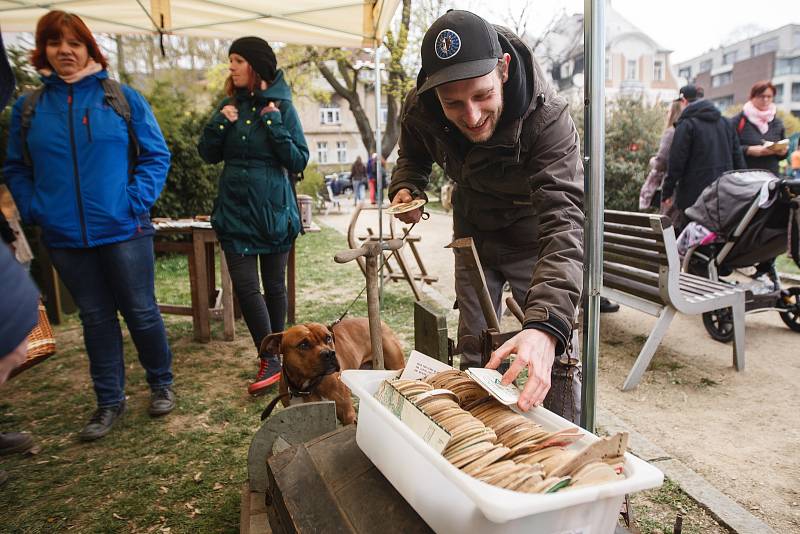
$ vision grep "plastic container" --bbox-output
[342,369,664,534]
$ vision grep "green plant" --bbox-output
[296,161,324,198]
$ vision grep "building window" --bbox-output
[794,31,800,49]
[317,141,328,163]
[776,57,800,76]
[605,56,612,80]
[699,59,712,73]
[336,141,347,163]
[653,60,664,81]
[319,106,340,125]
[380,106,388,125]
[711,72,732,88]
[678,66,692,80]
[751,38,778,57]
[560,61,573,80]
[792,83,800,102]
[722,51,738,65]
[711,95,734,110]
[625,59,637,80]
[775,84,784,104]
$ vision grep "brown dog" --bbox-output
[260,318,405,424]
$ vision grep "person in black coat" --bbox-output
[662,85,746,226]
[731,80,787,175]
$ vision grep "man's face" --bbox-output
[435,56,509,143]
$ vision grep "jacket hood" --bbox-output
[256,69,292,102]
[678,99,721,123]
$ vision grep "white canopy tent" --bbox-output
[2,0,605,432]
[0,0,401,47]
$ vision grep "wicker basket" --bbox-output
[10,301,56,379]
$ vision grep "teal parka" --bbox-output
[198,70,309,255]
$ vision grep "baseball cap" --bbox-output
[418,10,503,93]
[676,84,699,102]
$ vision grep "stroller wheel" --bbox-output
[779,287,800,333]
[702,308,735,343]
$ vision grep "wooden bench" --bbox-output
[601,210,746,391]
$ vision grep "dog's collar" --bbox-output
[260,366,337,421]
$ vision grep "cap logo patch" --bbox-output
[435,29,461,60]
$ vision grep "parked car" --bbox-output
[324,172,353,195]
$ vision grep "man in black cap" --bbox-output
[662,84,745,226]
[389,10,584,417]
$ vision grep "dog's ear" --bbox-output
[260,332,283,357]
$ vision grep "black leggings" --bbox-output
[225,251,289,351]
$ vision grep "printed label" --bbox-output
[465,367,522,405]
[375,380,451,453]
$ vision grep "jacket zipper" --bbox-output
[68,86,89,246]
[83,109,92,142]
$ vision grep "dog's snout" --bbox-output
[321,349,336,362]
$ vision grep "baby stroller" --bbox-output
[680,170,800,341]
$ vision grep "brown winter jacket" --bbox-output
[389,26,584,352]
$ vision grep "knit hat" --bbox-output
[229,37,277,83]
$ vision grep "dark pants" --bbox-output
[224,251,289,350]
[49,236,173,408]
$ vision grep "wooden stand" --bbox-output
[154,224,234,342]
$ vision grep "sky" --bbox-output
[465,0,799,63]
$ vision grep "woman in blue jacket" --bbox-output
[3,11,175,441]
[198,37,309,395]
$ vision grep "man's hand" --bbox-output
[661,196,673,209]
[391,188,422,224]
[0,338,28,385]
[486,329,556,411]
[748,144,771,157]
[221,105,238,123]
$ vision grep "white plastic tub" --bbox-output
[342,369,663,534]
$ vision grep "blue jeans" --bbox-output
[354,181,366,203]
[49,236,173,407]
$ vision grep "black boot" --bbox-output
[0,432,34,455]
[78,401,126,442]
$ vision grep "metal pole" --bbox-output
[580,0,605,433]
[374,46,385,299]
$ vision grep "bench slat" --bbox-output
[604,222,666,242]
[604,233,667,253]
[604,253,661,274]
[604,263,660,288]
[604,272,664,305]
[605,210,672,230]
[605,242,667,267]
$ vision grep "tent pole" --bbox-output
[580,0,605,433]
[374,46,384,299]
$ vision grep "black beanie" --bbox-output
[229,37,277,83]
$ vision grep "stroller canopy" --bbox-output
[686,170,778,237]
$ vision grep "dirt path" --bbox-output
[319,206,800,533]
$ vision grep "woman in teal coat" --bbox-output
[198,37,309,394]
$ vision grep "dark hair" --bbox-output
[31,10,108,70]
[224,64,264,99]
[750,80,776,99]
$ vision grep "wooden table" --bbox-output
[154,221,234,342]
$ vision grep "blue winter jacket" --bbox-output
[3,70,171,248]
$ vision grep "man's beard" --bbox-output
[456,85,504,144]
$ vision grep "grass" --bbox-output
[776,253,800,275]
[0,223,726,533]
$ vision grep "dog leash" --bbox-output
[260,368,336,421]
[331,206,430,328]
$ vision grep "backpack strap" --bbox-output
[100,78,140,180]
[20,86,46,167]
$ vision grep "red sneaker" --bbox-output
[248,356,281,396]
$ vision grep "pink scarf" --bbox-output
[742,100,775,135]
[39,59,103,85]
